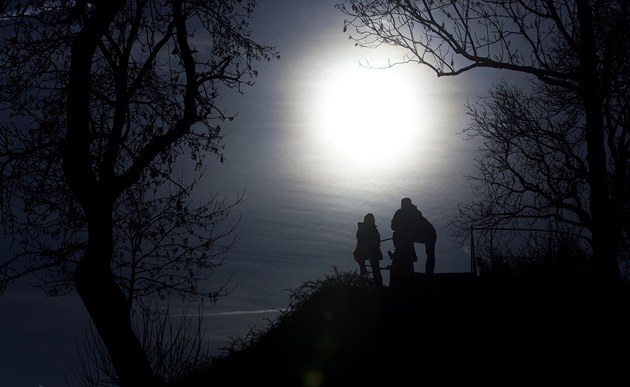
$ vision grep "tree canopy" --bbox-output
[337,0,630,281]
[0,1,278,385]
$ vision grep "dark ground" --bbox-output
[172,271,630,386]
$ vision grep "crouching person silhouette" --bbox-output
[390,198,437,277]
[353,213,384,288]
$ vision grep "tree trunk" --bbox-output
[576,0,621,283]
[75,202,161,387]
[63,2,160,384]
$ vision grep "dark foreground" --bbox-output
[172,272,630,386]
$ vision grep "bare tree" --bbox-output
[76,300,211,386]
[0,1,278,386]
[112,177,243,308]
[454,81,597,271]
[336,0,630,282]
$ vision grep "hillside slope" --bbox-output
[173,271,630,386]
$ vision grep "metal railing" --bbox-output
[469,226,589,276]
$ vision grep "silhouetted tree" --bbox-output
[77,300,210,386]
[336,0,629,282]
[0,1,278,386]
[453,81,601,271]
[112,178,242,309]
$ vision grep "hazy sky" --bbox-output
[0,1,513,386]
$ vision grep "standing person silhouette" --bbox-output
[353,213,384,288]
[391,197,437,275]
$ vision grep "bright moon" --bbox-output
[313,64,425,168]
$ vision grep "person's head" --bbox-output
[401,197,413,209]
[363,213,375,226]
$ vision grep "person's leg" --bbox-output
[409,240,418,263]
[409,241,418,278]
[425,238,436,274]
[357,258,368,276]
[390,256,412,288]
[370,257,383,288]
[391,233,414,287]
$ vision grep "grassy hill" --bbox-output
[172,269,630,386]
